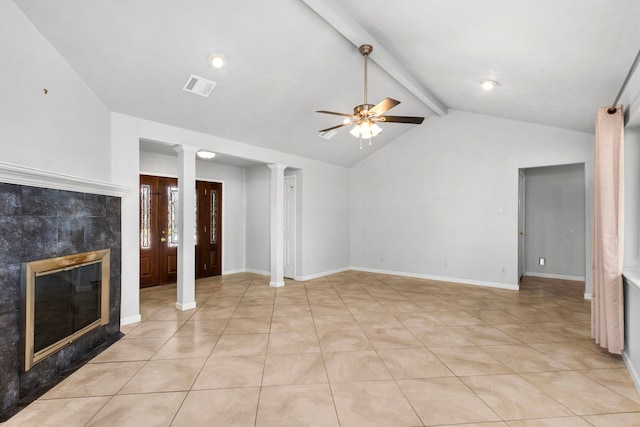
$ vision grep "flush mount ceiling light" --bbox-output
[209,53,225,69]
[481,79,499,90]
[196,150,216,159]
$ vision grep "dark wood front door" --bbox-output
[139,175,178,287]
[196,181,222,278]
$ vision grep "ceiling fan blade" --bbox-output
[378,115,425,124]
[319,122,351,132]
[316,110,354,118]
[369,98,401,116]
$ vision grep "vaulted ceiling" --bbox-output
[14,0,640,166]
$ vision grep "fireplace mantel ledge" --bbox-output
[0,161,128,197]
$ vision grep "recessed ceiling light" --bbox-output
[197,150,216,159]
[481,79,499,90]
[209,54,225,69]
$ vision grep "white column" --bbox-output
[174,145,198,310]
[268,163,286,287]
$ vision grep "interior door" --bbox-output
[518,170,526,282]
[195,181,222,278]
[283,175,296,279]
[139,175,178,287]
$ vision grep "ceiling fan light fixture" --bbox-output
[350,121,382,139]
[481,79,498,90]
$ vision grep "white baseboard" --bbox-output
[297,267,350,282]
[623,351,640,396]
[584,293,592,300]
[120,314,141,326]
[222,268,246,275]
[244,268,270,276]
[525,271,586,281]
[350,266,519,291]
[176,301,197,311]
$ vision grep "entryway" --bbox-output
[139,174,222,287]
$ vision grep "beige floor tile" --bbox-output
[122,320,184,339]
[43,361,145,399]
[378,347,454,379]
[212,333,269,356]
[262,352,328,386]
[508,417,593,426]
[174,318,228,336]
[150,334,218,359]
[267,332,321,354]
[90,337,168,363]
[87,392,186,427]
[119,358,206,393]
[192,354,264,389]
[272,303,312,317]
[395,311,446,329]
[429,309,485,326]
[520,371,640,415]
[467,309,530,325]
[453,325,522,345]
[313,314,360,333]
[431,346,511,376]
[413,298,458,311]
[352,312,405,329]
[1,397,110,427]
[398,377,501,425]
[191,306,236,320]
[256,384,339,427]
[580,368,640,404]
[461,374,574,420]
[318,328,373,352]
[413,326,475,348]
[171,388,260,427]
[270,314,316,333]
[144,305,197,321]
[331,380,422,427]
[323,350,392,382]
[310,302,351,316]
[529,342,625,369]
[232,304,274,318]
[224,317,272,334]
[582,412,640,426]
[362,327,423,349]
[481,344,571,373]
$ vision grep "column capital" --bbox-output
[267,163,287,171]
[173,144,200,154]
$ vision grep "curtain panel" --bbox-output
[591,105,624,354]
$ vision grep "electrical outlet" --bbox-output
[539,257,545,266]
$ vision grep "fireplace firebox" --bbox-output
[21,249,110,372]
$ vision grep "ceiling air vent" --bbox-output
[182,74,216,97]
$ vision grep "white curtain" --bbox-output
[591,105,624,354]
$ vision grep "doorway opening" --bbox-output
[139,175,222,287]
[517,164,586,286]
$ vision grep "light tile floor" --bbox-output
[4,272,640,426]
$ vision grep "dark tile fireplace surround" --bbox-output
[0,182,122,415]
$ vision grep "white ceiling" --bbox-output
[13,0,640,167]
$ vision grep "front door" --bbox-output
[195,181,222,278]
[139,175,178,287]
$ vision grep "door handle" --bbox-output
[160,237,167,242]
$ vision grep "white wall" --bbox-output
[245,165,271,274]
[139,150,248,273]
[524,164,586,280]
[0,0,111,180]
[351,109,593,291]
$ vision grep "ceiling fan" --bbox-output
[317,44,424,142]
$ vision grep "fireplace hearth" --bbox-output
[0,180,122,415]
